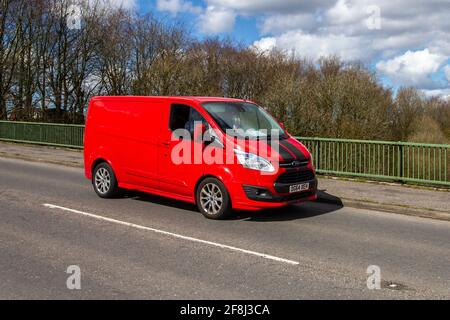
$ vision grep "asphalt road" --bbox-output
[0,157,449,299]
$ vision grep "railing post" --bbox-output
[399,142,404,183]
[316,140,321,171]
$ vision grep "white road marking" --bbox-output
[43,203,299,266]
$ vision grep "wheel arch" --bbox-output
[91,158,113,177]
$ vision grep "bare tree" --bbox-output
[390,87,424,141]
[0,0,25,119]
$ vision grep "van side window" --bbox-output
[169,104,191,132]
[169,104,207,138]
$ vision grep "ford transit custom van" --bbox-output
[84,96,317,219]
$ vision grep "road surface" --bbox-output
[0,157,449,299]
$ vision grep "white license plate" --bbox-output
[289,183,310,193]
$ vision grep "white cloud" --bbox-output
[423,88,450,100]
[207,0,333,14]
[198,6,236,34]
[260,13,318,35]
[253,31,370,61]
[112,0,136,9]
[156,0,202,16]
[326,0,365,25]
[376,49,447,88]
[252,37,276,53]
[95,0,137,10]
[249,0,450,96]
[252,0,450,60]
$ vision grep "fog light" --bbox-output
[243,185,273,200]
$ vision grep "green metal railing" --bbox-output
[0,121,448,186]
[298,137,450,186]
[0,120,84,149]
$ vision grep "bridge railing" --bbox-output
[0,120,84,149]
[0,121,448,186]
[298,137,450,186]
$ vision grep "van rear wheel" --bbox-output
[92,162,119,198]
[196,178,232,220]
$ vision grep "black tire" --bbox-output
[92,162,119,198]
[196,177,232,220]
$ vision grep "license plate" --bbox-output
[289,183,310,193]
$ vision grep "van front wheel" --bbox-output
[196,178,232,220]
[92,162,119,198]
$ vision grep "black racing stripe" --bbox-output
[277,142,296,162]
[280,140,308,161]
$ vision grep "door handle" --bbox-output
[162,141,171,146]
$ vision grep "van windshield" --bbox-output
[202,102,287,140]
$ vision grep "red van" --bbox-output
[84,96,317,219]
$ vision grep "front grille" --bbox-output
[279,160,310,168]
[276,169,315,184]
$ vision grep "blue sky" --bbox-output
[142,0,259,45]
[122,0,450,98]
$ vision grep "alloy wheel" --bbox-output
[199,183,223,215]
[95,167,111,194]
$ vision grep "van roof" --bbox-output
[91,96,252,104]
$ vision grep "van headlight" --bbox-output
[234,150,275,173]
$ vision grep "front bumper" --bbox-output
[222,162,318,210]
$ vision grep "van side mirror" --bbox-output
[279,122,286,130]
[205,135,215,146]
[193,123,207,142]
